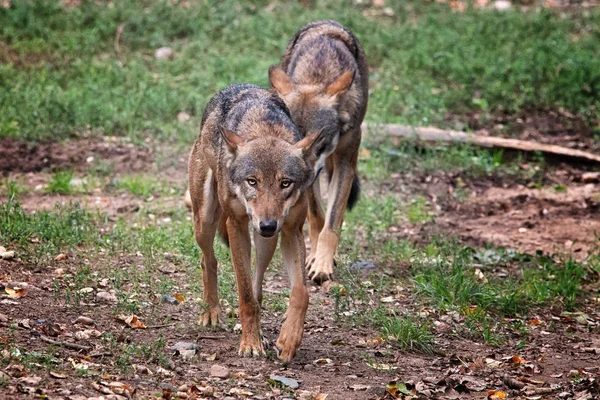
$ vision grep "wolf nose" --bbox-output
[259,220,278,236]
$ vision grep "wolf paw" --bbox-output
[199,307,222,328]
[238,338,266,358]
[275,326,303,365]
[307,257,336,285]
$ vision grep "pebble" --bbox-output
[210,364,230,379]
[269,375,299,389]
[155,47,173,59]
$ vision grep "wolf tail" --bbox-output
[347,174,360,211]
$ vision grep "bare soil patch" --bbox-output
[438,183,600,259]
[0,136,153,175]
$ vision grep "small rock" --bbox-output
[73,316,94,326]
[494,0,511,10]
[177,112,191,122]
[269,375,299,389]
[382,7,394,16]
[210,364,230,379]
[1,251,15,260]
[158,264,176,274]
[349,261,376,272]
[74,331,90,340]
[346,374,358,379]
[0,371,10,382]
[169,342,201,352]
[96,291,117,302]
[233,323,242,333]
[86,156,95,163]
[70,178,85,187]
[161,294,178,304]
[0,314,8,323]
[18,376,42,385]
[155,47,173,59]
[156,367,174,377]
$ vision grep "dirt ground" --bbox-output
[1,135,600,400]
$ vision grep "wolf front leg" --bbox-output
[227,217,265,357]
[190,166,223,327]
[308,130,360,284]
[306,177,325,268]
[276,202,309,364]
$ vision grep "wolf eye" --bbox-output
[247,178,257,186]
[281,179,292,188]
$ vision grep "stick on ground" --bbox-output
[362,123,600,165]
[40,335,92,351]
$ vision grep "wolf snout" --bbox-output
[259,219,278,237]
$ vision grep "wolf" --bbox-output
[188,84,323,363]
[268,20,369,284]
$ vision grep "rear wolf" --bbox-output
[269,20,369,284]
[188,84,323,363]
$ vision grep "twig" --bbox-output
[362,123,600,165]
[197,335,227,340]
[146,323,176,329]
[114,24,125,60]
[40,335,92,351]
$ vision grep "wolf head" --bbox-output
[268,65,355,173]
[222,128,324,238]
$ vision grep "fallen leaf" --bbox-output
[510,355,528,364]
[54,253,68,261]
[488,390,507,399]
[387,381,413,398]
[5,287,25,298]
[73,316,94,325]
[116,314,146,329]
[368,363,397,371]
[50,371,67,379]
[174,293,185,303]
[349,384,370,391]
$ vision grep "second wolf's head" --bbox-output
[268,65,356,174]
[222,126,323,238]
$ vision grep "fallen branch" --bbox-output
[362,123,600,165]
[146,323,176,329]
[197,335,227,340]
[40,335,92,351]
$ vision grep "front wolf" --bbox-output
[188,84,322,363]
[269,20,369,284]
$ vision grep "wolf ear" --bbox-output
[295,128,325,156]
[326,70,355,96]
[221,127,242,151]
[269,65,294,96]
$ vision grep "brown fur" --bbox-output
[188,84,322,363]
[269,20,369,284]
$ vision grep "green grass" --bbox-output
[46,170,74,194]
[1,1,599,142]
[412,242,589,315]
[116,175,162,198]
[380,314,434,354]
